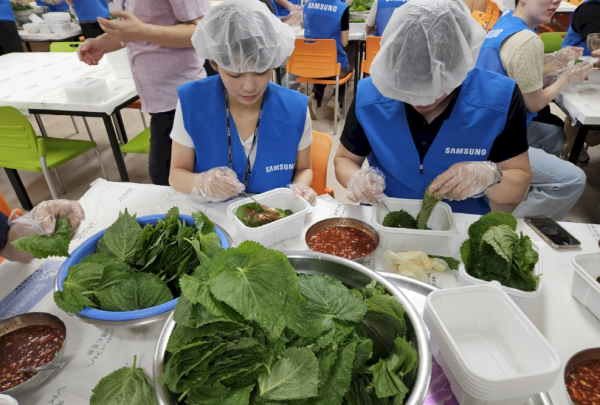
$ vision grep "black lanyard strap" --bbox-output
[224,87,263,189]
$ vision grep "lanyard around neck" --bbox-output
[224,87,264,189]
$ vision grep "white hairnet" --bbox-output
[192,0,296,73]
[370,0,486,106]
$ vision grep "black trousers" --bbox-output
[312,64,353,106]
[149,110,176,186]
[80,21,105,39]
[0,20,23,56]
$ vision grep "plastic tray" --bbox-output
[105,48,133,79]
[571,252,600,321]
[458,243,543,299]
[424,284,560,393]
[371,197,460,255]
[56,214,230,321]
[227,188,310,247]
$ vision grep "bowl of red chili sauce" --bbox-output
[0,313,66,396]
[305,218,380,263]
[565,347,600,405]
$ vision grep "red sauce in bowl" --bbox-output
[566,358,600,405]
[0,325,65,392]
[308,227,376,260]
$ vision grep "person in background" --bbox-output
[274,0,302,17]
[304,0,351,120]
[77,0,208,187]
[0,0,22,55]
[334,0,532,215]
[365,0,408,36]
[65,0,110,39]
[0,200,84,263]
[169,0,317,206]
[562,0,600,56]
[476,0,592,220]
[36,0,69,12]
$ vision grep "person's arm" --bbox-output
[334,143,367,187]
[274,0,301,11]
[292,147,313,186]
[334,98,371,186]
[485,152,531,204]
[169,141,198,194]
[522,77,569,113]
[365,0,377,35]
[341,30,349,48]
[341,7,349,47]
[78,33,125,65]
[97,11,201,48]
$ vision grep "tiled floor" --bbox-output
[1,78,599,224]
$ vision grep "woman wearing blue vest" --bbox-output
[476,0,592,219]
[304,0,351,120]
[65,0,110,39]
[334,0,532,215]
[0,0,22,55]
[36,0,70,13]
[168,0,317,205]
[365,0,408,36]
[562,0,600,56]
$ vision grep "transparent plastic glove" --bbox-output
[9,200,85,237]
[282,9,303,25]
[346,167,386,205]
[288,3,302,12]
[289,183,317,206]
[545,46,584,68]
[429,161,502,201]
[560,62,594,86]
[190,167,245,203]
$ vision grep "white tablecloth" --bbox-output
[0,52,137,115]
[2,179,600,404]
[556,77,600,126]
[18,23,82,41]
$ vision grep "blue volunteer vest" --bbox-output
[36,0,69,12]
[563,0,593,56]
[374,0,407,36]
[356,68,516,215]
[476,16,538,126]
[304,0,349,68]
[177,76,308,194]
[0,0,14,21]
[275,0,301,17]
[72,0,109,21]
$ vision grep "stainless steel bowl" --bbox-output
[304,217,380,264]
[0,312,66,397]
[53,224,233,340]
[563,347,600,405]
[153,250,431,405]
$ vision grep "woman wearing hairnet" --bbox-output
[334,0,532,215]
[168,0,317,206]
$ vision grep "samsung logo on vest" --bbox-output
[307,2,338,11]
[445,148,487,156]
[485,29,503,39]
[265,163,295,173]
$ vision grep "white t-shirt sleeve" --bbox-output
[298,106,313,151]
[169,99,195,148]
[366,0,377,27]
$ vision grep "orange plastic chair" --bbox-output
[487,2,501,31]
[482,0,494,26]
[360,36,382,77]
[471,10,486,29]
[286,39,353,136]
[310,131,334,197]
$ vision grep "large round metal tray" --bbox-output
[153,251,432,405]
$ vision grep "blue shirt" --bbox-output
[0,0,15,21]
[71,0,110,21]
[0,212,9,253]
[36,0,70,12]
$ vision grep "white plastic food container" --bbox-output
[37,22,51,33]
[49,21,70,33]
[227,188,310,247]
[423,283,561,405]
[105,48,133,79]
[458,242,543,299]
[42,12,71,22]
[571,252,600,321]
[64,77,109,104]
[23,23,39,33]
[371,197,459,255]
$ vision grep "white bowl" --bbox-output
[49,21,70,33]
[42,12,70,22]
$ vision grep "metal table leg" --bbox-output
[24,42,32,52]
[4,169,33,210]
[568,125,589,164]
[354,41,361,98]
[102,115,130,182]
[34,114,49,137]
[114,111,129,144]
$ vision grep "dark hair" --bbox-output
[515,0,519,6]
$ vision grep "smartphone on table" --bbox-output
[524,215,581,249]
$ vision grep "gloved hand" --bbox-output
[190,167,245,203]
[288,3,302,11]
[289,183,317,206]
[559,62,594,86]
[346,167,386,205]
[282,9,303,25]
[545,46,584,69]
[9,200,85,237]
[429,161,502,201]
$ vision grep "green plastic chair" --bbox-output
[49,41,96,142]
[540,32,567,53]
[120,127,150,154]
[0,106,108,200]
